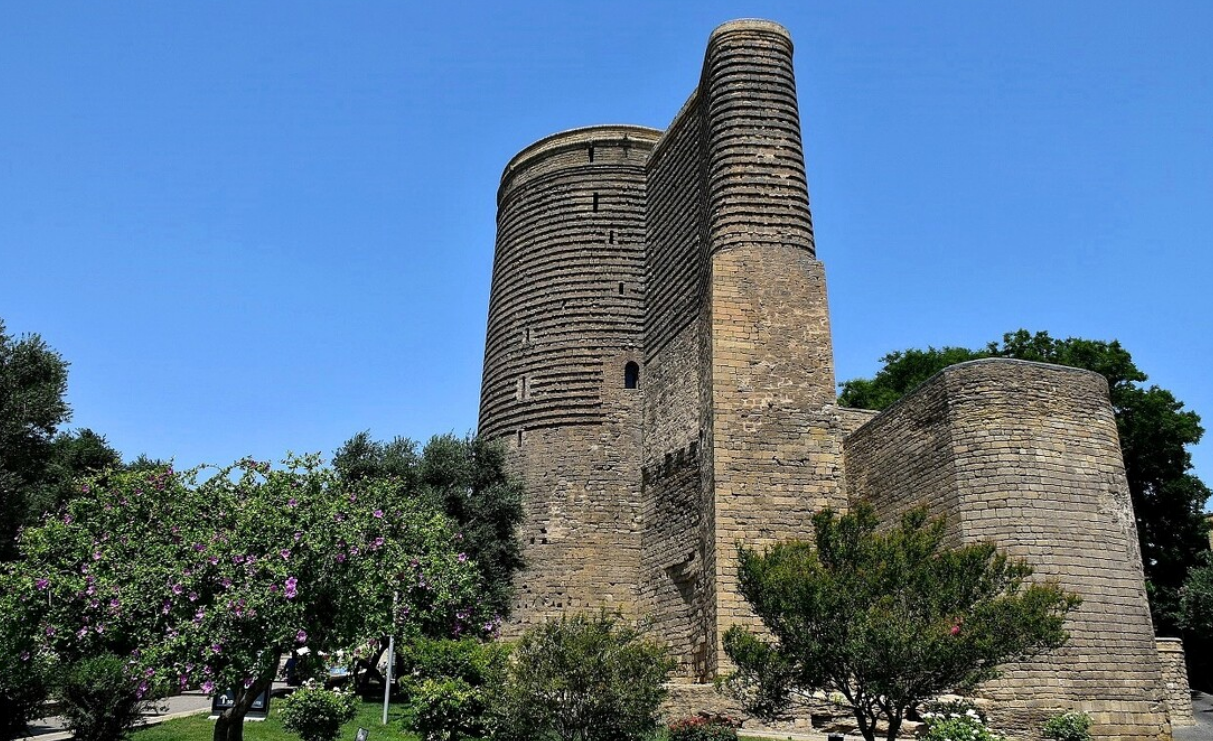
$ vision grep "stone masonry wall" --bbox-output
[641,79,714,678]
[701,21,845,675]
[1156,638,1194,727]
[481,126,659,630]
[845,359,1170,741]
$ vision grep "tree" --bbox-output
[838,330,1210,633]
[723,504,1079,741]
[4,455,492,741]
[0,319,124,562]
[0,319,70,560]
[490,613,676,741]
[1179,552,1213,690]
[335,432,525,619]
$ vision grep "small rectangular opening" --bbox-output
[592,193,599,212]
[609,230,614,244]
[588,143,595,162]
[618,282,625,295]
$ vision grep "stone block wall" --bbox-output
[1156,638,1194,727]
[481,126,659,631]
[845,359,1170,740]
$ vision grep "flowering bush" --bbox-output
[4,456,492,741]
[279,683,358,741]
[920,699,1002,741]
[0,594,50,740]
[1042,712,1091,741]
[667,714,741,741]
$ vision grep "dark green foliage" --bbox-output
[334,432,525,619]
[399,638,509,741]
[838,329,1210,634]
[490,613,676,741]
[56,654,149,741]
[1179,552,1213,690]
[0,319,71,560]
[723,504,1078,741]
[279,685,358,741]
[1041,711,1092,741]
[0,592,49,740]
[667,715,741,741]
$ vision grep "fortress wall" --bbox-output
[700,21,844,672]
[481,126,659,630]
[641,87,716,677]
[846,359,1169,740]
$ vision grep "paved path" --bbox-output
[23,689,237,740]
[1174,690,1213,741]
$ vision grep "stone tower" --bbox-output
[478,19,1176,741]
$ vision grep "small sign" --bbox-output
[209,687,271,721]
[355,728,369,741]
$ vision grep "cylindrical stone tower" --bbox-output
[480,124,662,630]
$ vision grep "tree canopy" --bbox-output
[723,504,1078,741]
[0,320,123,561]
[334,432,525,619]
[837,330,1210,633]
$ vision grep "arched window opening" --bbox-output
[624,361,640,390]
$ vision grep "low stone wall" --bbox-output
[1157,638,1194,727]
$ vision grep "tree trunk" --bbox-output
[210,675,273,741]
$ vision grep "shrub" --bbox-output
[490,612,675,741]
[0,592,50,741]
[1042,712,1092,741]
[279,683,358,741]
[401,638,508,741]
[56,654,148,741]
[667,714,741,741]
[920,715,1003,741]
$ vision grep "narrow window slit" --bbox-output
[624,361,640,390]
[592,193,599,212]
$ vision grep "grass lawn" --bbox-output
[130,699,420,741]
[130,699,783,741]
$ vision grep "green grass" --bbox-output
[130,699,420,741]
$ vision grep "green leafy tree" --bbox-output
[723,504,1078,741]
[0,319,71,560]
[4,456,491,741]
[1179,552,1213,690]
[335,432,524,619]
[490,612,676,741]
[837,330,1210,632]
[0,585,51,739]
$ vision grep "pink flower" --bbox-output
[35,578,49,590]
[171,583,183,595]
[457,552,468,563]
[296,630,307,643]
[280,549,291,560]
[373,509,384,518]
[284,577,298,599]
[201,679,214,694]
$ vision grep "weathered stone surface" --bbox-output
[477,18,1181,740]
[1157,638,1194,727]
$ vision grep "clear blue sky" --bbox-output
[2,2,1209,489]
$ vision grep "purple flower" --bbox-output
[45,625,55,636]
[35,578,49,591]
[82,484,90,493]
[293,531,302,542]
[284,577,298,599]
[373,509,384,518]
[171,583,183,596]
[109,598,121,610]
[335,553,346,563]
[296,630,307,643]
[201,679,215,694]
[193,543,206,552]
[243,677,254,689]
[457,552,468,563]
[136,680,148,700]
[162,600,172,615]
[269,584,278,593]
[208,556,219,565]
[280,549,291,560]
[288,498,298,508]
[95,624,105,634]
[373,536,385,549]
[19,651,30,662]
[210,643,222,654]
[221,578,232,589]
[93,550,102,561]
[63,515,73,524]
[188,592,198,602]
[194,608,205,624]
